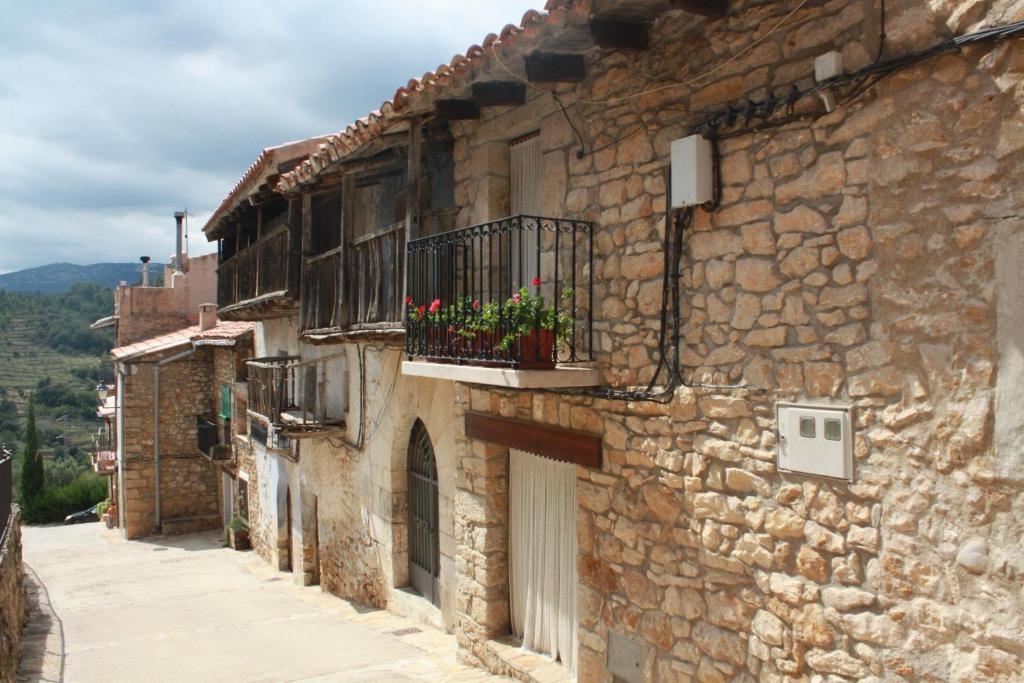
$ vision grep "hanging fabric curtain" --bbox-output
[510,448,578,674]
[509,133,541,290]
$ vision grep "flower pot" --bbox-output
[228,527,250,551]
[516,328,556,370]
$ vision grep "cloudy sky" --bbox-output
[0,1,537,273]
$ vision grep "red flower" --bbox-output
[429,298,442,314]
[472,299,481,311]
[532,277,542,287]
[416,305,426,318]
[405,296,413,305]
[447,325,455,334]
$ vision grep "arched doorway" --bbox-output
[408,420,440,608]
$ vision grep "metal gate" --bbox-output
[408,420,440,607]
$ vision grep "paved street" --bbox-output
[18,524,504,683]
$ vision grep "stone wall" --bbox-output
[443,1,1024,681]
[0,508,26,683]
[120,346,220,538]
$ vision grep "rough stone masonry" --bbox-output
[440,1,1024,681]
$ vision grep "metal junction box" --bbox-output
[776,402,854,480]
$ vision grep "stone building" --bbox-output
[109,306,254,539]
[207,1,1024,681]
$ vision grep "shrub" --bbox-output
[21,472,108,524]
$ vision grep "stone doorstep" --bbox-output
[484,636,573,683]
[389,585,446,632]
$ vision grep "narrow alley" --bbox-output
[17,524,503,683]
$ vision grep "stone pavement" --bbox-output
[18,523,508,683]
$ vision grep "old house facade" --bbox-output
[203,1,1024,681]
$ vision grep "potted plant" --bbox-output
[210,443,232,460]
[227,514,250,551]
[407,281,575,369]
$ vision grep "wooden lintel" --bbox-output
[670,0,728,18]
[465,412,602,469]
[434,98,481,120]
[524,52,586,83]
[590,18,650,50]
[471,81,527,107]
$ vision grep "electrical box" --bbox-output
[670,134,713,208]
[777,402,853,480]
[814,51,844,82]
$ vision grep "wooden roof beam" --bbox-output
[524,52,586,83]
[434,98,481,120]
[671,0,728,18]
[471,81,527,107]
[591,17,650,50]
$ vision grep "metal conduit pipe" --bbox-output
[153,346,197,533]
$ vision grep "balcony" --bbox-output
[247,355,346,438]
[196,417,232,461]
[92,432,116,475]
[218,228,294,317]
[402,215,602,388]
[300,221,407,337]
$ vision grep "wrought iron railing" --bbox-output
[0,450,11,545]
[405,215,594,367]
[218,228,292,309]
[301,249,341,331]
[197,417,219,457]
[93,431,113,453]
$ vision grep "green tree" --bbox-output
[20,397,44,502]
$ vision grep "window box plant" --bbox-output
[407,280,574,369]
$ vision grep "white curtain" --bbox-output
[510,134,541,289]
[510,448,578,674]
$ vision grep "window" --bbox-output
[824,418,842,442]
[799,416,816,438]
[220,384,232,420]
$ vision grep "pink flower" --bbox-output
[532,277,542,287]
[429,299,442,314]
[472,299,481,311]
[512,293,522,305]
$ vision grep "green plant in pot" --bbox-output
[491,282,574,369]
[227,514,250,551]
[210,443,232,460]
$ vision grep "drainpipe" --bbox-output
[116,364,127,532]
[153,346,197,533]
[173,212,186,273]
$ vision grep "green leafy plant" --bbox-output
[96,499,111,517]
[227,514,249,533]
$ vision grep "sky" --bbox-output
[0,1,538,274]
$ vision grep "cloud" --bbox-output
[0,0,538,273]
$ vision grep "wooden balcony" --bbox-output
[300,221,407,337]
[246,355,346,438]
[217,228,295,319]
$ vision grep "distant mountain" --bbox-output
[0,262,164,294]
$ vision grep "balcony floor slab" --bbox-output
[401,360,602,388]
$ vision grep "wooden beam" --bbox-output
[434,99,481,120]
[471,81,527,107]
[670,0,728,18]
[590,18,650,50]
[465,412,602,469]
[524,52,586,83]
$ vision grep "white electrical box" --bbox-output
[670,134,713,208]
[777,402,853,480]
[814,51,844,82]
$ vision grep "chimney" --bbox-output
[174,211,186,273]
[198,303,217,332]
